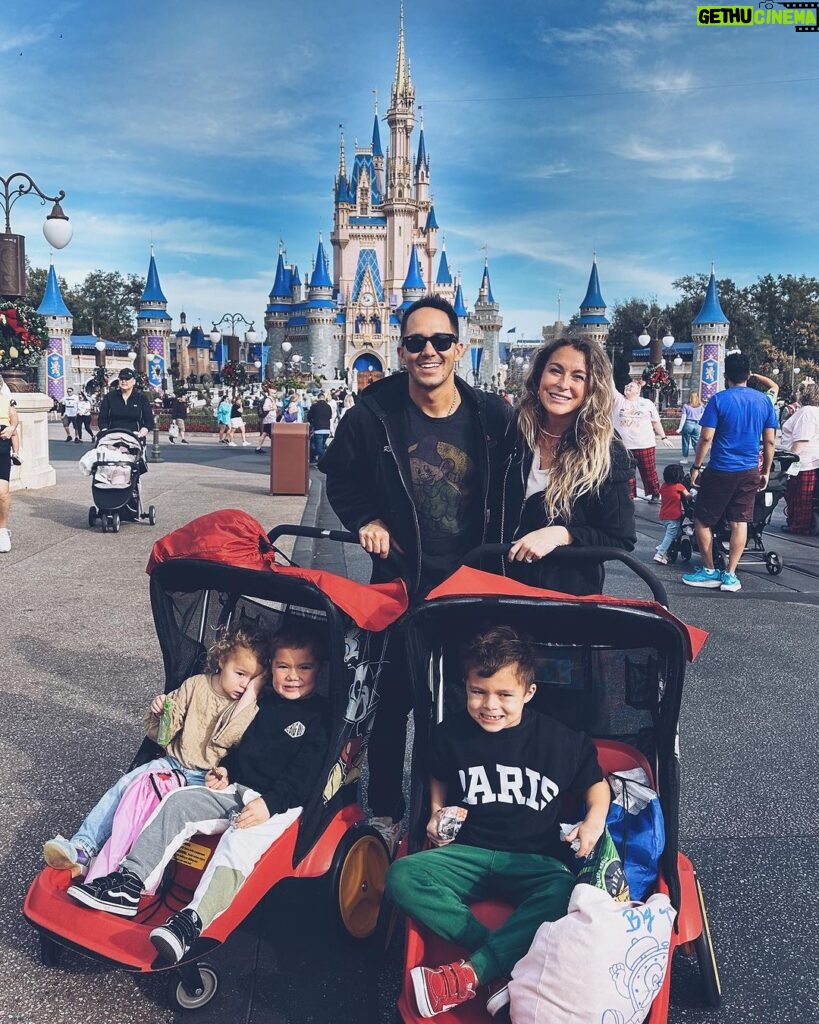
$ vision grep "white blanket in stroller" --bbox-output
[79,432,141,489]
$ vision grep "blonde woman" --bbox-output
[677,390,704,465]
[498,338,636,595]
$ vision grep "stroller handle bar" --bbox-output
[267,523,413,580]
[461,544,670,608]
[268,524,359,545]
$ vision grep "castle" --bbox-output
[263,5,503,388]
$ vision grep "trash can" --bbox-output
[269,422,310,495]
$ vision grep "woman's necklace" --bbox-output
[539,426,562,438]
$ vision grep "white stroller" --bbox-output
[80,429,156,533]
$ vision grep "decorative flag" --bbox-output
[507,327,517,334]
[471,345,484,375]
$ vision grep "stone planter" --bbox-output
[8,389,56,492]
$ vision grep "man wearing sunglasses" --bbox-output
[319,295,514,848]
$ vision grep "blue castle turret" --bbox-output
[691,262,730,401]
[37,260,73,399]
[400,245,425,309]
[137,247,172,388]
[576,253,609,349]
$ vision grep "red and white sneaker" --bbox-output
[410,959,478,1018]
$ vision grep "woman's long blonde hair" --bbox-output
[688,391,702,407]
[516,338,615,523]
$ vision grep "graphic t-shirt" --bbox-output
[700,386,779,472]
[405,400,482,594]
[612,392,660,450]
[428,708,603,854]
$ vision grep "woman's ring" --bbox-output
[525,555,534,563]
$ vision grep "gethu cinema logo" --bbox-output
[697,3,819,27]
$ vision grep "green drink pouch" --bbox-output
[156,696,174,747]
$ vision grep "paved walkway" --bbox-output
[2,432,817,1023]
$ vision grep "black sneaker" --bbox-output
[150,908,203,963]
[67,868,143,916]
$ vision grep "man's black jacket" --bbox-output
[318,373,514,596]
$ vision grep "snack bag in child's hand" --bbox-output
[571,825,630,902]
[156,697,174,747]
[437,806,468,842]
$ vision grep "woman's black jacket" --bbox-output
[496,433,636,596]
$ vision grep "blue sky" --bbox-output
[3,0,818,339]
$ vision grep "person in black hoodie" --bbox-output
[68,624,329,964]
[319,296,514,851]
[498,337,636,596]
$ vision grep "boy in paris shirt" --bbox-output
[386,625,610,1019]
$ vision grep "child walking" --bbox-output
[67,622,330,965]
[386,626,610,1019]
[653,464,691,565]
[43,623,270,876]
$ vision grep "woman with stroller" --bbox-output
[781,379,819,534]
[496,338,636,596]
[97,369,155,438]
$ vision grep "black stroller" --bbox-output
[708,449,799,575]
[85,428,156,533]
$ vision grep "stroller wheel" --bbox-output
[101,517,108,534]
[111,512,121,533]
[765,551,783,575]
[693,875,722,1007]
[88,507,97,528]
[147,505,157,526]
[329,825,391,940]
[680,538,693,563]
[667,547,678,565]
[169,963,219,1011]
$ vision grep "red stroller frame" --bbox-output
[23,512,407,1011]
[391,547,719,1023]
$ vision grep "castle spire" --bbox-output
[693,262,728,325]
[37,259,71,318]
[392,0,413,103]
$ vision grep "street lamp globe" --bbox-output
[281,341,292,355]
[662,332,675,349]
[292,354,302,365]
[94,338,106,353]
[254,360,262,370]
[794,366,802,376]
[43,201,73,249]
[274,361,283,371]
[209,329,221,345]
[245,327,258,344]
[637,331,651,347]
[673,355,683,367]
[772,368,780,377]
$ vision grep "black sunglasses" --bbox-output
[400,332,458,354]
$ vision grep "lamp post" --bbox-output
[637,317,674,408]
[0,171,72,299]
[209,313,257,372]
[280,342,303,382]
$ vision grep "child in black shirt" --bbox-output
[68,622,330,964]
[386,625,609,1018]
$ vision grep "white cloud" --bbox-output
[613,138,735,181]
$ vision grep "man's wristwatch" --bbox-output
[691,464,703,472]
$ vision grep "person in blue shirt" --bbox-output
[682,353,778,593]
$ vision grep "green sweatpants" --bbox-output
[385,844,574,983]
